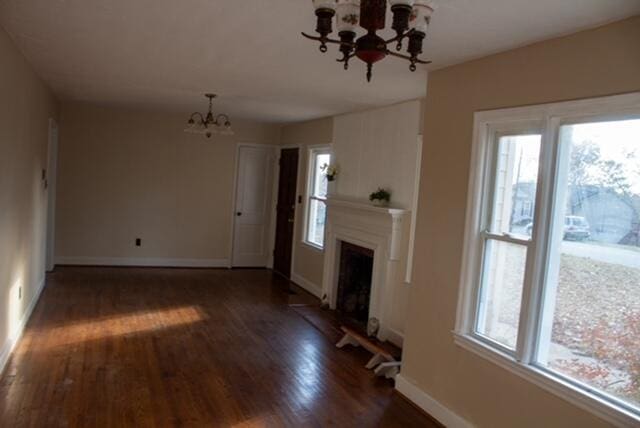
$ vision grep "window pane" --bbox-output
[313,153,331,198]
[536,119,640,412]
[476,240,528,349]
[307,199,327,247]
[490,135,541,237]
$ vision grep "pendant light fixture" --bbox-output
[303,0,435,82]
[184,94,234,138]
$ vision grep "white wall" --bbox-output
[0,26,58,371]
[280,100,423,343]
[333,100,422,209]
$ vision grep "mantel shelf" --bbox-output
[326,196,410,218]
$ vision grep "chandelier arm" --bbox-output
[384,28,415,46]
[336,53,356,63]
[189,112,206,123]
[301,32,355,48]
[386,50,432,65]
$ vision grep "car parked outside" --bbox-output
[525,216,591,241]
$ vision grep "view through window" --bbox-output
[477,134,541,349]
[306,150,331,248]
[465,110,640,420]
[536,119,640,411]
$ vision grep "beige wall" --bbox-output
[0,27,58,366]
[402,16,640,428]
[280,117,333,289]
[56,102,280,265]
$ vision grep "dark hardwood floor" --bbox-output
[0,267,438,427]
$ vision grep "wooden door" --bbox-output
[273,148,299,278]
[232,145,275,267]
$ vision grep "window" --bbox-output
[457,93,640,426]
[305,148,331,249]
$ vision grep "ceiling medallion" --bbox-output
[303,0,434,82]
[184,94,234,138]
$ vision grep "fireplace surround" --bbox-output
[321,196,410,343]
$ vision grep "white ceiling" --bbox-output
[1,0,639,123]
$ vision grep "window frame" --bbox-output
[303,146,332,250]
[455,92,640,427]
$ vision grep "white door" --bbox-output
[45,119,59,272]
[232,145,275,267]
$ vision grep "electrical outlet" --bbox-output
[135,238,141,247]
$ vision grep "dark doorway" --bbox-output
[336,241,374,326]
[273,148,299,278]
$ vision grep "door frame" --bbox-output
[277,144,303,277]
[228,142,279,268]
[45,118,59,272]
[272,145,302,278]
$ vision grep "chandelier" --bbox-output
[303,0,434,82]
[184,94,234,138]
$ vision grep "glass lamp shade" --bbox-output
[312,0,336,11]
[185,119,203,134]
[220,125,234,136]
[410,0,434,34]
[389,0,414,6]
[336,0,360,33]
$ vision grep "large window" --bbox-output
[457,93,640,425]
[305,148,331,249]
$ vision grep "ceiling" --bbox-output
[1,0,639,123]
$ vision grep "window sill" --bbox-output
[452,332,640,428]
[301,241,324,253]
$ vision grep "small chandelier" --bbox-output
[185,93,234,138]
[303,0,434,82]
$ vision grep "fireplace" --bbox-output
[336,242,374,326]
[321,196,410,344]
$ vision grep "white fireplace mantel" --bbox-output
[321,196,410,342]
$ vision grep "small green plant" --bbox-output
[369,188,391,204]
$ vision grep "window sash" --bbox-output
[471,124,543,360]
[456,92,640,426]
[304,148,331,249]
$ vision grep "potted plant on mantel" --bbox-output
[369,188,391,207]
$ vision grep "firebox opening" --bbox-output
[336,241,374,328]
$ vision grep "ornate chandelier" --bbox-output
[184,94,234,138]
[303,0,434,82]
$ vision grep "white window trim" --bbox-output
[455,92,640,428]
[302,146,332,251]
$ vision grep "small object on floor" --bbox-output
[367,317,380,337]
[336,326,401,379]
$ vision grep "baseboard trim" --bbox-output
[290,273,322,298]
[0,276,46,376]
[395,374,473,428]
[381,326,404,348]
[55,257,230,268]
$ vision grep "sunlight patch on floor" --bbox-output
[32,306,208,350]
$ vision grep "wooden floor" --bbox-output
[0,267,438,427]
